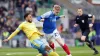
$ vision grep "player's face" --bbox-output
[77,9,83,16]
[53,8,60,15]
[26,14,32,23]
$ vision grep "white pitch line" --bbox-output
[0,50,99,55]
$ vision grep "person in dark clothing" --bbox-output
[74,8,99,55]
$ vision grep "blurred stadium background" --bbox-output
[0,0,100,56]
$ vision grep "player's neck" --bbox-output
[25,20,32,23]
[78,14,83,16]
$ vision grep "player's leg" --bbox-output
[36,49,48,56]
[45,34,55,51]
[44,45,59,56]
[31,39,59,56]
[86,38,99,55]
[38,39,59,56]
[53,29,71,56]
[91,39,96,45]
[81,30,99,55]
[31,41,48,56]
[37,45,59,56]
[37,49,48,56]
[48,40,55,51]
[55,37,71,56]
[90,36,96,45]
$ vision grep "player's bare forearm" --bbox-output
[89,15,95,28]
[60,15,65,18]
[36,31,44,36]
[92,15,95,24]
[8,30,19,40]
[3,30,20,42]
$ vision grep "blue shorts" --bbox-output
[31,39,46,54]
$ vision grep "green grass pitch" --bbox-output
[0,46,100,56]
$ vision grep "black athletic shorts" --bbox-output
[82,29,90,40]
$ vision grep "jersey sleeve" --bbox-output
[87,14,93,18]
[16,23,23,31]
[75,17,78,24]
[7,23,23,40]
[56,16,60,20]
[41,11,51,18]
[37,11,51,21]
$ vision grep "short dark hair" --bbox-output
[24,13,30,19]
[78,8,82,10]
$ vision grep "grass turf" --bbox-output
[0,46,100,56]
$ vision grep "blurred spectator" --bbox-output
[23,0,29,10]
[0,0,56,48]
[0,18,5,29]
[8,0,15,18]
[58,23,63,33]
[0,0,6,2]
[25,1,37,17]
[16,0,25,20]
[9,0,15,10]
[37,0,43,7]
[8,9,16,19]
[0,17,6,33]
[5,16,18,33]
[0,7,7,18]
[26,1,33,14]
[16,0,23,8]
[31,1,37,17]
[88,28,96,45]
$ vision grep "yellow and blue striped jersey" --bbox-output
[8,21,42,41]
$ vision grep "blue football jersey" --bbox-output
[37,11,60,34]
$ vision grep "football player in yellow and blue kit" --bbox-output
[3,13,59,56]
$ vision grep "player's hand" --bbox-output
[40,33,44,37]
[60,15,65,18]
[74,24,78,27]
[89,23,93,27]
[3,39,9,42]
[40,19,44,22]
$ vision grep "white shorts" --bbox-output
[44,29,61,42]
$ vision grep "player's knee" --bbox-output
[48,41,53,45]
[81,36,86,41]
[58,42,64,46]
[45,45,51,52]
[38,51,47,56]
[56,38,64,46]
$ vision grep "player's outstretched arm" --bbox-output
[36,30,44,36]
[89,15,95,27]
[37,16,44,22]
[3,29,20,42]
[37,11,51,22]
[92,15,95,24]
[60,15,65,18]
[40,19,44,22]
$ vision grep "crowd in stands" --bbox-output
[0,0,54,37]
[0,0,54,47]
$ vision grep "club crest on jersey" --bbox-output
[77,18,79,20]
[52,19,56,22]
[82,20,84,23]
